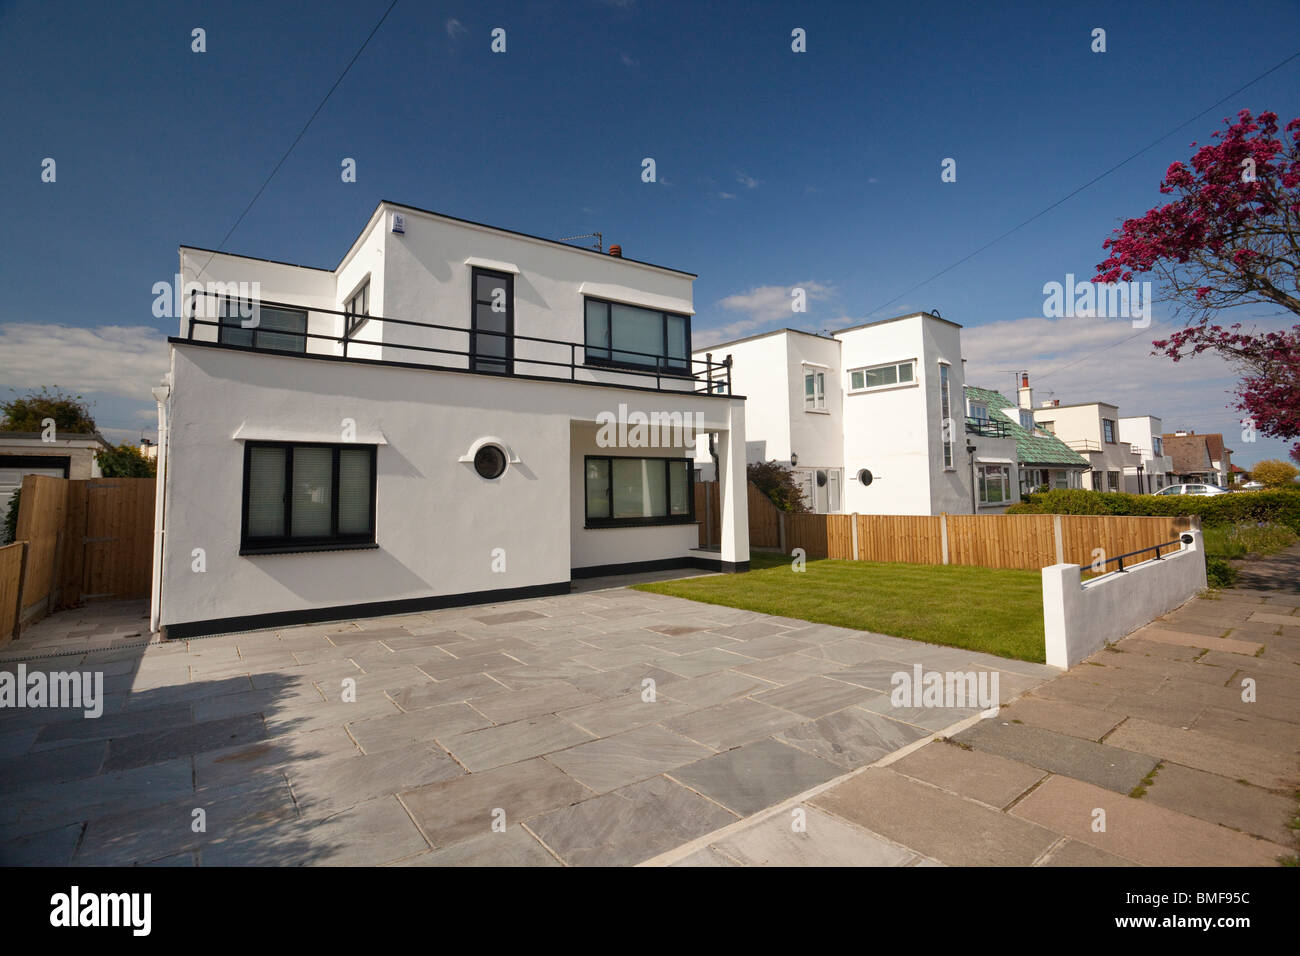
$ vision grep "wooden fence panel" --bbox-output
[948,514,1057,570]
[82,479,155,601]
[1058,514,1193,571]
[856,515,945,564]
[785,513,830,558]
[0,542,26,647]
[748,483,781,549]
[14,475,67,626]
[825,514,854,558]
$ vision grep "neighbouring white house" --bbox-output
[151,201,749,638]
[1027,384,1138,493]
[962,384,1088,511]
[692,312,972,516]
[1118,415,1174,493]
[0,431,110,520]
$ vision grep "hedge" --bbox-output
[1006,488,1300,533]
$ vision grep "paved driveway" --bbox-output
[0,583,1050,866]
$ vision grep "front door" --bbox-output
[470,267,513,374]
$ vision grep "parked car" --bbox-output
[1239,480,1264,490]
[1154,483,1230,496]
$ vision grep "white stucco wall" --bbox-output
[1042,531,1207,669]
[160,343,743,632]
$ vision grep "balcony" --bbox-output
[177,291,733,396]
[1064,439,1103,453]
[965,416,1011,438]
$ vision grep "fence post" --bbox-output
[939,512,949,565]
[850,513,859,561]
[1053,514,1064,565]
[12,541,28,641]
[779,511,787,554]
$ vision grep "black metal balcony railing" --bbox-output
[965,416,1010,438]
[181,290,733,395]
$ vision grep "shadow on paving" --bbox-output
[0,637,350,866]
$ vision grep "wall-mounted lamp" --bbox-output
[790,452,799,467]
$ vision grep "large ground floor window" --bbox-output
[978,464,1011,505]
[585,456,693,527]
[242,441,377,553]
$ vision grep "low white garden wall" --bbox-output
[1041,530,1207,669]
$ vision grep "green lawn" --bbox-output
[634,552,1046,663]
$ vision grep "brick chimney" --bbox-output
[1017,372,1033,410]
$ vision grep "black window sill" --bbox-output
[240,542,379,556]
[585,518,695,530]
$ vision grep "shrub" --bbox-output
[1251,459,1300,487]
[1,488,17,545]
[1206,557,1238,589]
[1008,487,1300,533]
[747,460,809,513]
[1203,521,1297,559]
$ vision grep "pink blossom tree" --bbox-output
[1095,110,1300,460]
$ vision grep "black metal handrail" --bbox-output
[1097,535,1187,573]
[182,290,732,395]
[965,416,1010,438]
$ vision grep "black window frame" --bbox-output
[345,279,370,338]
[240,440,378,555]
[1102,419,1116,444]
[216,297,308,354]
[470,267,515,375]
[583,454,696,529]
[582,296,692,375]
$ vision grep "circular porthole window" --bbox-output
[816,470,828,487]
[858,469,874,486]
[473,444,507,480]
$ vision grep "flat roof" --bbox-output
[832,311,963,334]
[1030,401,1119,412]
[182,200,697,280]
[691,327,834,354]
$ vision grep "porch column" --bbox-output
[717,400,750,570]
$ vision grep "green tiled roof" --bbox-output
[964,386,1089,468]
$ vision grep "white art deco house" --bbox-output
[151,201,749,638]
[693,313,972,516]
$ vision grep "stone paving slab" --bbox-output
[398,757,592,850]
[394,826,559,866]
[1010,774,1288,867]
[543,725,713,793]
[811,768,1061,866]
[704,806,921,867]
[1142,761,1298,847]
[774,707,930,770]
[1104,717,1298,790]
[1036,839,1139,867]
[954,719,1157,793]
[668,738,843,816]
[997,697,1123,741]
[662,698,806,751]
[526,775,738,866]
[1132,628,1264,656]
[890,740,1046,809]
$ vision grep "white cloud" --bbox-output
[961,313,1288,465]
[0,323,169,401]
[445,18,468,39]
[713,191,736,200]
[695,282,835,346]
[736,172,761,189]
[620,52,638,67]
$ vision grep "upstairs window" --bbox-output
[217,299,307,353]
[848,361,914,393]
[584,298,690,372]
[242,442,376,553]
[1103,419,1116,443]
[939,363,953,468]
[804,367,826,411]
[1038,420,1055,435]
[345,280,370,337]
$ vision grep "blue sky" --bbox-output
[2,0,1298,465]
